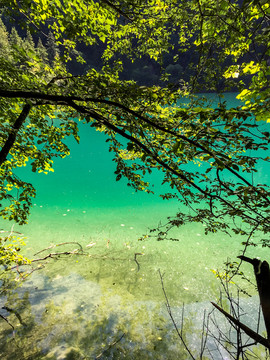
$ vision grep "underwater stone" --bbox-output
[45,346,84,360]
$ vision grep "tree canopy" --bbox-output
[0,0,269,255]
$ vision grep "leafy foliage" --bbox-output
[0,0,269,246]
[0,229,30,269]
[0,228,30,297]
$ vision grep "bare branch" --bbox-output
[2,306,26,327]
[95,333,125,359]
[211,302,270,349]
[33,242,84,256]
[0,313,15,334]
[158,269,196,360]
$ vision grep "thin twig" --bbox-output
[33,242,83,256]
[95,333,125,359]
[158,269,196,360]
[211,302,270,349]
[200,310,208,359]
[134,252,143,271]
[31,250,85,262]
[2,306,26,327]
[0,313,15,334]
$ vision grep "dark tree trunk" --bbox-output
[238,256,270,340]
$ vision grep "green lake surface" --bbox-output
[0,93,269,359]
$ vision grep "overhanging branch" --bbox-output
[1,88,266,204]
[0,103,32,166]
[1,89,269,221]
[68,99,265,226]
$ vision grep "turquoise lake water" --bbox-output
[1,93,270,359]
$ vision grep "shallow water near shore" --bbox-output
[1,93,270,359]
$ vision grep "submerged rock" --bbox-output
[45,345,84,360]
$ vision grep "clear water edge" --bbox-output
[0,93,269,359]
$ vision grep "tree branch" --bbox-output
[95,333,125,359]
[100,0,133,22]
[1,89,269,222]
[1,89,266,206]
[159,269,197,359]
[211,302,270,349]
[2,306,26,327]
[69,100,270,229]
[67,99,214,198]
[0,313,15,334]
[0,103,32,166]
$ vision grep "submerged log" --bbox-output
[238,256,270,340]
